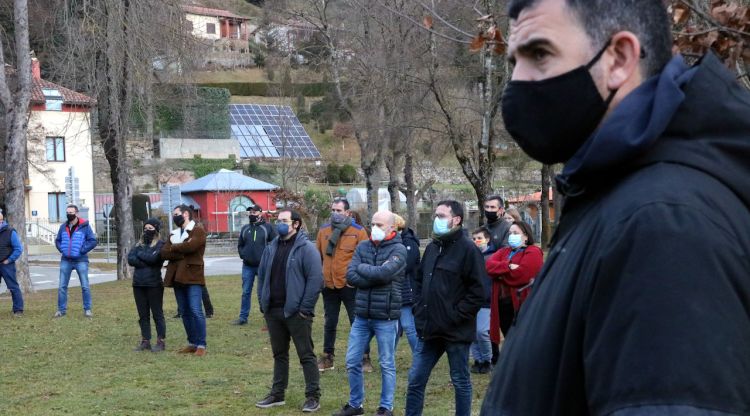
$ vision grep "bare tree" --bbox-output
[0,0,32,293]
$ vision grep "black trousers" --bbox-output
[133,286,166,340]
[322,286,356,355]
[264,307,320,400]
[175,284,213,316]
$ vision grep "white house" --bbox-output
[182,5,254,41]
[24,58,97,233]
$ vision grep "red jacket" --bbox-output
[486,245,543,343]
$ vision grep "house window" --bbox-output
[48,192,66,222]
[206,23,216,34]
[42,88,63,111]
[45,137,65,161]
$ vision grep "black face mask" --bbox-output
[485,211,499,223]
[143,229,156,243]
[249,214,259,223]
[501,40,617,165]
[66,214,77,223]
[173,215,185,227]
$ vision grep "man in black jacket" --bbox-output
[233,204,276,325]
[483,195,509,250]
[333,210,406,416]
[481,0,750,415]
[405,200,486,416]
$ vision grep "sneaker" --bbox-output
[478,361,493,374]
[53,311,66,318]
[362,354,374,373]
[194,347,207,357]
[13,311,23,317]
[470,360,481,374]
[84,310,93,318]
[231,319,248,325]
[178,345,197,354]
[318,353,334,372]
[205,313,213,319]
[374,407,393,416]
[333,403,364,416]
[255,394,285,409]
[302,397,320,412]
[151,339,165,353]
[134,340,151,351]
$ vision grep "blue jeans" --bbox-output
[0,262,24,312]
[470,308,492,363]
[396,306,418,353]
[58,259,91,313]
[405,339,472,416]
[345,317,398,410]
[239,265,257,321]
[174,285,207,348]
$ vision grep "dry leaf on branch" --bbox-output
[423,16,433,30]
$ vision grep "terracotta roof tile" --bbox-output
[182,4,249,20]
[31,77,95,106]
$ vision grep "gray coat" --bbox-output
[346,233,406,320]
[257,230,322,318]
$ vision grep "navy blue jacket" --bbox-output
[0,222,23,263]
[55,219,98,262]
[482,54,750,416]
[346,233,406,320]
[257,230,322,318]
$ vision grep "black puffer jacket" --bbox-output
[414,228,486,343]
[238,220,276,267]
[400,228,420,306]
[128,240,165,287]
[346,233,407,320]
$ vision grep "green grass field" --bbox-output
[0,275,491,415]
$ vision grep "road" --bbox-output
[0,256,243,293]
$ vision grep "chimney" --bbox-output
[31,57,40,79]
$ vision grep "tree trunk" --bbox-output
[403,153,417,228]
[540,164,552,249]
[385,153,401,213]
[0,0,33,294]
[362,158,379,223]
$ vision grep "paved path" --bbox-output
[0,256,243,293]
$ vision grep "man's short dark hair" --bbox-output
[486,195,504,207]
[174,204,193,220]
[279,208,303,231]
[66,204,79,212]
[513,220,536,246]
[437,200,464,225]
[247,204,262,212]
[472,227,491,240]
[508,0,673,77]
[332,197,350,211]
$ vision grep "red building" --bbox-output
[180,169,278,234]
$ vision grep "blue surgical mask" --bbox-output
[508,234,524,248]
[371,226,386,242]
[433,217,452,236]
[277,223,290,236]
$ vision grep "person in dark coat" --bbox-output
[233,204,276,325]
[483,195,510,250]
[481,0,750,415]
[405,200,486,416]
[469,227,498,374]
[394,214,419,353]
[128,218,166,352]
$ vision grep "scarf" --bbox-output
[326,216,352,256]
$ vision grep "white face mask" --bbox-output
[371,226,387,242]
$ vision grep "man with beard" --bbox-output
[481,0,750,414]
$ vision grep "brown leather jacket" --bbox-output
[315,222,369,289]
[161,221,207,286]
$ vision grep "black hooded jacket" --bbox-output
[481,54,750,415]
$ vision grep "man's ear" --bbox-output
[605,31,642,92]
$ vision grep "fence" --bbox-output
[25,218,61,246]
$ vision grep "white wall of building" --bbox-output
[185,13,221,40]
[25,110,96,229]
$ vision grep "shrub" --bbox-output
[325,163,340,184]
[339,164,357,184]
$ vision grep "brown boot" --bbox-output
[317,353,334,372]
[362,354,374,373]
[178,345,197,354]
[133,339,151,352]
[194,346,207,357]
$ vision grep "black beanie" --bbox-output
[144,218,161,232]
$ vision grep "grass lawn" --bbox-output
[0,275,491,415]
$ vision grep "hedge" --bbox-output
[197,82,333,97]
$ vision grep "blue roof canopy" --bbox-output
[181,169,279,193]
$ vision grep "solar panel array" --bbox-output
[229,104,321,159]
